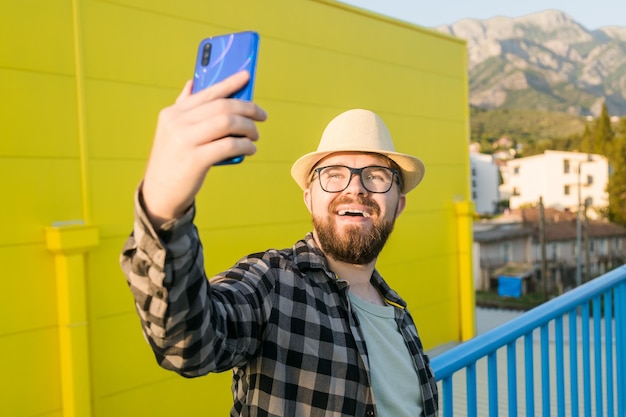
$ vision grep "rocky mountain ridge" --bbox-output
[436,10,626,116]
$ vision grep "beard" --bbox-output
[312,195,396,265]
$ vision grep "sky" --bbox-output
[339,0,626,30]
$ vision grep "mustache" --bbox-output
[328,195,380,216]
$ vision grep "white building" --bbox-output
[470,152,501,215]
[504,151,609,216]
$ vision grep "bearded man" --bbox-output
[121,71,439,417]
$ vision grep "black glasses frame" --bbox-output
[312,165,401,194]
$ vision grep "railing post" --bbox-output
[555,317,565,417]
[467,363,477,417]
[540,324,550,416]
[568,310,579,417]
[617,281,626,417]
[604,290,614,417]
[582,303,592,417]
[442,377,453,417]
[45,224,98,417]
[487,352,498,416]
[592,296,603,417]
[506,342,517,416]
[524,333,535,417]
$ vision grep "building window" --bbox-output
[472,168,476,176]
[513,166,520,175]
[502,243,511,262]
[472,191,477,199]
[599,239,606,254]
[587,175,593,185]
[564,185,570,195]
[564,159,570,174]
[513,187,520,196]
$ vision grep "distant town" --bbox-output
[470,145,626,300]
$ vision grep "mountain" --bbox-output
[437,10,626,116]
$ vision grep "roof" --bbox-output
[474,227,533,243]
[493,262,535,278]
[475,208,626,243]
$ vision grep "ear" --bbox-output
[304,188,313,213]
[395,194,407,217]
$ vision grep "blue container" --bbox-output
[498,276,523,298]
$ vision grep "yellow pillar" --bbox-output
[45,224,99,417]
[455,201,476,341]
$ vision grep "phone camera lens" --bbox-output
[201,43,212,66]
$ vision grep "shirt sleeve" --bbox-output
[119,186,274,377]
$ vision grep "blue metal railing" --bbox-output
[431,265,626,417]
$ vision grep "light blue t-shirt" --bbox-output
[349,292,424,417]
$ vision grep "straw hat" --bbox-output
[290,109,425,194]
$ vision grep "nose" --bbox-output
[344,171,368,195]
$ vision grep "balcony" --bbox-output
[431,265,626,416]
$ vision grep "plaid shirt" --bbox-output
[120,191,439,417]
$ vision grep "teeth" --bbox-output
[338,209,369,217]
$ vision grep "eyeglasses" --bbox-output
[313,165,400,194]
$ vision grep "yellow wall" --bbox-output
[0,0,471,415]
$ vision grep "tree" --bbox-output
[581,103,614,156]
[615,116,626,144]
[594,103,615,158]
[607,137,626,226]
[580,123,595,153]
[606,117,626,226]
[579,110,625,225]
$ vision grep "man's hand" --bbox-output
[141,71,267,227]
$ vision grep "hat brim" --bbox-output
[291,150,425,194]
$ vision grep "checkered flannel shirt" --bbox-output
[120,190,439,417]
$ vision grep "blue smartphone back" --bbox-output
[192,31,260,164]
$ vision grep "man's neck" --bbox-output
[326,257,385,305]
[326,256,375,285]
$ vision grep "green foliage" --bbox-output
[475,291,546,310]
[580,123,595,153]
[594,103,615,156]
[469,107,586,156]
[607,137,626,225]
[586,107,626,226]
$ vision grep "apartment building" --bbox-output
[505,151,609,216]
[470,151,501,215]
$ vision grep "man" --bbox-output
[121,71,439,416]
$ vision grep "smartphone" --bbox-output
[192,31,260,165]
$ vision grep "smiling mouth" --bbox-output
[337,209,370,217]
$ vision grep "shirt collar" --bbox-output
[293,233,407,309]
[370,270,407,309]
[292,232,333,276]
